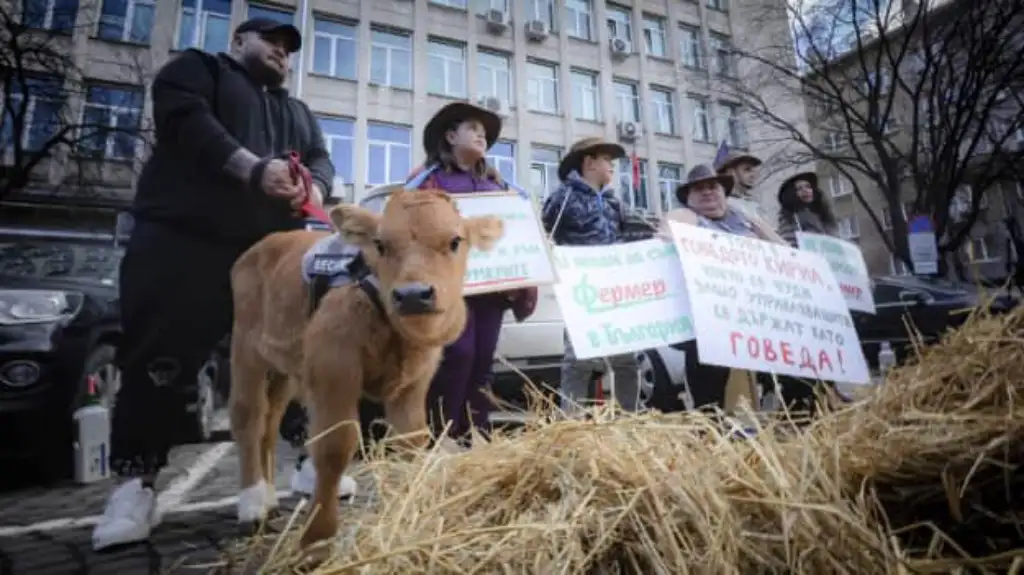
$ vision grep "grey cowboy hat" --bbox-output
[422,101,502,155]
[557,137,627,181]
[716,152,763,174]
[776,171,820,204]
[675,164,735,203]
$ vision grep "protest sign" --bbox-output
[669,221,870,385]
[552,239,695,360]
[796,232,876,314]
[455,192,557,295]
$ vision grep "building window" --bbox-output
[317,116,354,193]
[679,25,704,69]
[890,255,911,276]
[658,163,683,213]
[478,50,512,105]
[709,33,736,77]
[1,77,66,152]
[525,0,555,30]
[605,4,632,43]
[617,157,649,212]
[837,216,860,240]
[366,123,411,186]
[22,0,79,31]
[177,0,232,52]
[824,131,846,151]
[432,0,468,9]
[311,18,357,80]
[530,146,561,198]
[565,0,592,41]
[247,3,293,23]
[642,15,666,58]
[526,60,559,113]
[613,80,640,123]
[98,0,154,44]
[570,69,600,121]
[719,101,746,148]
[650,87,676,135]
[369,29,412,89]
[827,176,850,198]
[80,85,143,160]
[707,0,728,12]
[963,236,998,262]
[689,95,711,142]
[428,39,467,98]
[487,140,516,183]
[881,203,911,230]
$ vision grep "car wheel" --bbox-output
[181,354,218,443]
[635,350,674,410]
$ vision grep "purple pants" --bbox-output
[427,295,506,439]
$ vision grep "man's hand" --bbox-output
[259,158,302,201]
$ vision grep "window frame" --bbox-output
[427,38,468,98]
[369,28,413,89]
[97,0,154,44]
[526,59,559,113]
[311,17,358,80]
[365,122,412,187]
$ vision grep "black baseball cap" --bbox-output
[235,17,302,53]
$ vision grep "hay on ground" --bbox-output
[225,307,1024,574]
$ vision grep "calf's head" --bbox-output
[329,189,504,345]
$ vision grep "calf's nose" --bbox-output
[391,282,437,315]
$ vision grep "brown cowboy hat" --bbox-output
[675,164,735,203]
[422,101,502,154]
[777,171,820,204]
[557,137,627,181]
[716,152,763,174]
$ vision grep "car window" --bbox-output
[0,241,123,286]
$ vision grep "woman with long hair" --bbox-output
[776,172,839,246]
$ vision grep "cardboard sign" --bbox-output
[796,232,876,314]
[455,192,557,295]
[669,221,871,385]
[552,240,695,359]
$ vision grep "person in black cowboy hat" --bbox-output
[541,137,642,416]
[91,15,336,552]
[651,165,785,417]
[775,171,838,247]
[717,152,764,219]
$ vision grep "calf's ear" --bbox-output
[329,204,380,248]
[464,216,504,252]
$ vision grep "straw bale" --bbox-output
[221,307,1024,574]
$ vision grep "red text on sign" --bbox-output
[728,331,845,374]
[599,279,668,305]
[839,283,862,300]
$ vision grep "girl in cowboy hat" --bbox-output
[404,101,537,447]
[775,171,839,247]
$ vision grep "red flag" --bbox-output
[631,153,640,190]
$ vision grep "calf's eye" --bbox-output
[449,236,463,253]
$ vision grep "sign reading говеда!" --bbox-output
[796,232,876,314]
[455,192,557,296]
[552,239,694,360]
[669,221,870,385]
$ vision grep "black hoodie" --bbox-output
[132,49,335,248]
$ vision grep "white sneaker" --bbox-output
[92,479,161,551]
[289,457,357,499]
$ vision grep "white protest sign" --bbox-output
[455,192,557,295]
[551,240,695,360]
[669,221,870,385]
[796,232,876,314]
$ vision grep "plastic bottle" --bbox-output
[73,375,111,484]
[878,341,897,377]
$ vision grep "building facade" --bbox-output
[2,0,803,231]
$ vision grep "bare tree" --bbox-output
[728,0,1024,273]
[0,3,152,205]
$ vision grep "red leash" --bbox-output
[287,151,332,224]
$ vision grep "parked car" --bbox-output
[0,231,223,480]
[636,275,1019,402]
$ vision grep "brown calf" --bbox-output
[227,189,504,547]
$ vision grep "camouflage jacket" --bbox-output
[540,172,625,246]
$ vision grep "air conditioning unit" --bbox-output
[525,19,549,41]
[617,121,639,141]
[485,9,508,33]
[476,95,505,115]
[609,37,631,59]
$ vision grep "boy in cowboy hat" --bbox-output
[541,137,641,415]
[404,101,536,446]
[717,152,764,219]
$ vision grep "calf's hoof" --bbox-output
[300,513,338,549]
[236,480,278,524]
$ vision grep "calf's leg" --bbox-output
[229,337,275,524]
[257,371,294,512]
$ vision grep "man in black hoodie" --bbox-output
[92,17,336,551]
